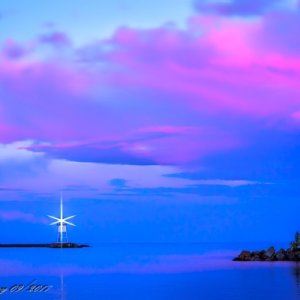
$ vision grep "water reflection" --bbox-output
[4,245,300,300]
[60,273,65,300]
[293,263,300,296]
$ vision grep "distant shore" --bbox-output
[0,243,90,248]
[233,246,300,261]
[233,232,300,261]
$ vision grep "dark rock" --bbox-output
[265,247,275,258]
[295,252,300,261]
[258,250,266,259]
[237,250,252,261]
[252,256,262,261]
[233,246,300,262]
[234,233,300,262]
[263,247,276,261]
[275,249,286,261]
[286,250,296,261]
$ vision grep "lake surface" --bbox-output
[0,242,300,300]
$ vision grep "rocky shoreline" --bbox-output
[233,246,300,261]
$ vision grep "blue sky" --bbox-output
[0,0,193,45]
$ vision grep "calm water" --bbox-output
[0,242,300,300]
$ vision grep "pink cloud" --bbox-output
[101,15,300,118]
[0,50,241,165]
[1,10,299,167]
[0,57,89,95]
[0,57,100,143]
[136,126,198,135]
[292,111,300,120]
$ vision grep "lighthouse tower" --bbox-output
[48,195,76,244]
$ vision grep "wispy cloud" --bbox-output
[194,0,293,16]
[39,31,71,48]
[0,210,47,224]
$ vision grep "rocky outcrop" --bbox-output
[233,246,300,261]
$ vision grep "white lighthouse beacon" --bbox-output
[48,194,76,244]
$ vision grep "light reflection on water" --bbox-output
[0,243,300,300]
[293,263,300,296]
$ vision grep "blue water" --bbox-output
[0,242,300,300]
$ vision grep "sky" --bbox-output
[0,0,300,244]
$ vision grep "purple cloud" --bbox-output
[24,126,237,165]
[39,31,71,47]
[2,39,29,59]
[194,0,289,16]
[109,178,128,189]
[258,11,300,55]
[0,10,300,169]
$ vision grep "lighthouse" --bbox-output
[48,195,76,244]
